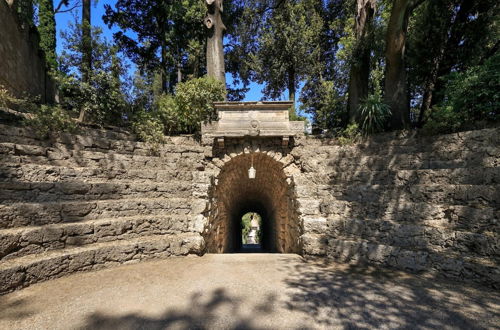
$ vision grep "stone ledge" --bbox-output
[0,233,204,294]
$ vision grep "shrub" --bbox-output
[0,85,38,113]
[424,53,499,134]
[337,123,361,145]
[358,93,391,134]
[170,76,226,133]
[26,105,77,138]
[300,79,348,131]
[131,76,225,145]
[131,111,165,150]
[156,94,183,134]
[421,105,463,135]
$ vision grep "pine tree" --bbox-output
[37,0,57,70]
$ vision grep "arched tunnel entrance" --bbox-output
[204,152,301,253]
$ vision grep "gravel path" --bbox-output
[0,254,498,329]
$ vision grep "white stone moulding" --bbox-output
[201,101,305,144]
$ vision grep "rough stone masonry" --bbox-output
[0,122,498,294]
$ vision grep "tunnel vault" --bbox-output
[203,151,301,253]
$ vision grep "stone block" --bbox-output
[68,250,95,272]
[302,216,327,234]
[0,265,25,294]
[15,144,46,156]
[0,233,20,258]
[61,202,96,219]
[59,182,90,195]
[302,233,327,256]
[297,198,320,215]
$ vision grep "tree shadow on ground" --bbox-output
[0,296,35,320]
[79,288,287,330]
[280,256,500,329]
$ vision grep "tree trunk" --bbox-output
[160,40,168,92]
[81,0,91,82]
[417,5,453,127]
[384,0,425,129]
[79,0,91,122]
[347,0,376,123]
[205,0,226,95]
[430,0,474,108]
[288,68,296,118]
[177,64,182,84]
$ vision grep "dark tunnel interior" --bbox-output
[203,153,301,254]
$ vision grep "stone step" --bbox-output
[0,197,206,229]
[0,142,205,169]
[0,123,202,148]
[307,127,500,150]
[0,214,200,261]
[0,180,195,203]
[325,238,499,288]
[316,200,499,233]
[303,216,499,258]
[0,233,204,294]
[321,183,500,208]
[308,152,499,172]
[300,127,499,156]
[0,163,202,183]
[331,221,498,258]
[0,124,137,144]
[321,167,500,186]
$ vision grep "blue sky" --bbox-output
[54,0,304,111]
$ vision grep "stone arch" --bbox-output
[203,148,302,253]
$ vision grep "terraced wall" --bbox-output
[0,124,498,293]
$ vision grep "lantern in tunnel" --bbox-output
[248,165,256,179]
[248,154,256,179]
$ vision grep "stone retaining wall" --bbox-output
[0,124,206,293]
[292,128,499,288]
[0,123,498,293]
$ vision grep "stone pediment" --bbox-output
[201,101,305,147]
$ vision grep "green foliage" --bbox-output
[241,212,262,244]
[358,93,391,134]
[58,21,130,126]
[156,76,226,134]
[103,0,206,92]
[25,104,77,138]
[300,79,347,130]
[131,76,225,144]
[131,111,165,151]
[337,123,361,145]
[421,105,464,135]
[241,213,252,244]
[0,86,21,109]
[172,77,226,132]
[408,0,500,125]
[0,85,38,113]
[37,0,57,70]
[228,0,323,107]
[423,53,500,134]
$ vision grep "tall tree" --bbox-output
[103,1,205,93]
[228,0,323,117]
[347,0,376,122]
[81,0,91,82]
[407,0,499,126]
[205,0,226,89]
[78,0,92,121]
[384,0,425,129]
[38,0,57,70]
